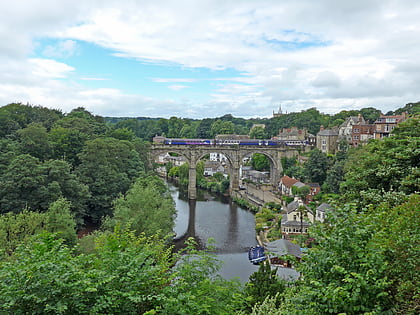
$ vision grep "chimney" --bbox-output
[320,125,324,131]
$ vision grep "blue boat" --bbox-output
[248,245,266,264]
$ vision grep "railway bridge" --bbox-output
[151,144,304,199]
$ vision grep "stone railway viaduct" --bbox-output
[151,144,307,199]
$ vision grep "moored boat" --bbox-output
[248,245,266,264]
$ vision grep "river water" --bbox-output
[168,182,260,283]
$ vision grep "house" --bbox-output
[307,183,321,201]
[209,152,227,163]
[204,161,226,177]
[315,203,331,223]
[351,123,374,147]
[278,175,299,196]
[164,155,187,167]
[316,126,339,154]
[242,169,270,183]
[152,135,166,143]
[281,197,314,235]
[263,239,302,268]
[338,115,366,143]
[373,112,408,139]
[272,127,315,146]
[275,127,308,141]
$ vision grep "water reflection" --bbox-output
[168,181,260,283]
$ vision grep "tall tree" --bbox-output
[303,149,330,184]
[251,153,270,171]
[76,137,144,222]
[245,260,285,310]
[17,123,51,160]
[103,175,176,238]
[341,117,419,205]
[249,126,267,139]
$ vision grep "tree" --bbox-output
[341,117,419,205]
[196,160,205,183]
[251,153,270,171]
[245,260,286,310]
[43,198,77,246]
[324,160,345,194]
[196,118,214,138]
[372,195,420,314]
[0,230,174,314]
[0,199,77,255]
[43,159,90,223]
[103,175,176,238]
[17,123,51,160]
[76,137,144,222]
[282,204,392,314]
[303,149,330,184]
[250,126,267,139]
[159,238,244,314]
[0,154,49,213]
[167,116,184,138]
[211,119,235,136]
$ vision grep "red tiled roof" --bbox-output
[280,175,298,187]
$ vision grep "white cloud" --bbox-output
[42,40,78,58]
[29,58,74,78]
[168,85,188,91]
[1,0,420,117]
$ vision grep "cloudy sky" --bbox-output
[1,0,419,118]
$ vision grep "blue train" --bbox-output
[154,137,308,146]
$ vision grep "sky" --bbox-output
[1,0,419,118]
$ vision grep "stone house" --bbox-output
[281,197,314,234]
[315,203,331,223]
[316,126,339,154]
[204,161,226,177]
[339,115,366,143]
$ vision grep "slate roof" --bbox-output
[318,129,339,136]
[316,203,331,213]
[286,199,310,213]
[263,239,302,258]
[292,182,306,188]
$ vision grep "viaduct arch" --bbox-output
[151,144,302,199]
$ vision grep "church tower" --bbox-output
[273,105,283,118]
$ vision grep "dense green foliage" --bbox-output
[0,104,150,225]
[341,117,419,206]
[103,174,176,238]
[0,102,418,314]
[0,198,77,256]
[251,153,270,171]
[245,261,286,309]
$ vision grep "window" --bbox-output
[322,139,326,144]
[384,125,389,132]
[353,135,359,140]
[354,128,359,133]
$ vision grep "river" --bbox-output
[168,182,260,283]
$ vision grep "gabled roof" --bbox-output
[263,239,302,258]
[286,199,310,213]
[292,182,306,188]
[316,203,331,213]
[307,183,320,188]
[318,129,339,136]
[280,175,298,187]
